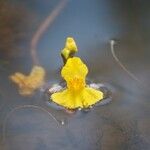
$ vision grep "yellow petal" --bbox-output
[61,57,88,82]
[51,87,103,109]
[10,66,45,96]
[51,56,104,109]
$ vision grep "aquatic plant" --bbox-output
[110,40,148,90]
[9,0,68,96]
[51,38,104,109]
[10,66,45,95]
[31,0,68,65]
[61,37,78,64]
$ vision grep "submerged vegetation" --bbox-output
[10,66,45,95]
[9,0,69,96]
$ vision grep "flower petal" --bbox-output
[51,87,103,109]
[61,57,88,81]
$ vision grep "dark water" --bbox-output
[0,0,150,149]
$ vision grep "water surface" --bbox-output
[0,0,150,150]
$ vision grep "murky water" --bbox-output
[0,0,150,150]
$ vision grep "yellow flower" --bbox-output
[61,37,78,63]
[51,57,103,109]
[10,66,45,96]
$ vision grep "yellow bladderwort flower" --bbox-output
[61,37,78,64]
[51,57,103,109]
[10,66,45,96]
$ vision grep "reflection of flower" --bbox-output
[61,37,78,63]
[10,66,45,96]
[51,57,103,109]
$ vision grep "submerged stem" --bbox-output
[2,105,60,142]
[110,40,145,86]
[31,0,69,65]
